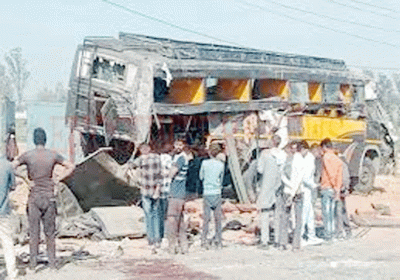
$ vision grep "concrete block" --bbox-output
[90,206,145,239]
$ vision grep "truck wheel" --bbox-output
[354,158,375,193]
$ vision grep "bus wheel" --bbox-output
[354,158,375,193]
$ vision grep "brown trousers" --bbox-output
[28,195,56,267]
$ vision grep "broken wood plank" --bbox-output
[225,120,250,204]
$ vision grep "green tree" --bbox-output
[4,47,30,107]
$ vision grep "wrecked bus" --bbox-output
[66,33,394,203]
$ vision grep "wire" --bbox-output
[326,0,398,20]
[101,0,244,47]
[102,0,400,70]
[260,0,400,33]
[349,0,400,14]
[232,0,400,48]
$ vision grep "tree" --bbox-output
[55,81,67,102]
[36,86,55,102]
[35,82,67,102]
[0,64,13,99]
[4,48,30,107]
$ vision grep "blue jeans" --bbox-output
[321,189,335,239]
[158,197,168,239]
[302,187,316,239]
[142,196,161,245]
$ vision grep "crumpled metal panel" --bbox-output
[100,59,154,145]
[61,148,140,212]
[132,60,153,144]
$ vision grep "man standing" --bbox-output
[282,141,307,250]
[269,135,287,246]
[159,143,173,243]
[0,152,18,279]
[310,144,323,186]
[320,138,343,240]
[132,143,162,253]
[276,141,296,250]
[335,157,352,239]
[166,139,189,254]
[300,141,323,246]
[14,128,74,269]
[199,144,225,249]
[256,138,281,249]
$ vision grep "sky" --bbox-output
[1,0,399,100]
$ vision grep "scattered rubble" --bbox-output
[184,198,260,246]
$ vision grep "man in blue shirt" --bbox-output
[0,153,18,279]
[199,143,225,249]
[165,139,189,254]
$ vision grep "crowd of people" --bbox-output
[130,135,352,255]
[256,136,351,251]
[0,127,353,278]
[128,138,226,254]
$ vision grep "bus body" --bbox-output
[66,33,394,201]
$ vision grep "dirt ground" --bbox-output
[2,174,400,280]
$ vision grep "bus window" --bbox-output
[323,83,341,103]
[92,56,126,84]
[289,82,309,103]
[353,85,365,103]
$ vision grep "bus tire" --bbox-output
[354,158,375,193]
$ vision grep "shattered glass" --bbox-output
[289,82,309,103]
[92,56,126,83]
[323,83,341,103]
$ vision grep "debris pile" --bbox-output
[185,199,259,245]
[57,206,146,240]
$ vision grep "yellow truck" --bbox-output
[66,33,395,202]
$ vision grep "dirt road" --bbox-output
[3,174,400,280]
[6,227,399,280]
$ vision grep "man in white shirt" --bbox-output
[301,143,324,246]
[281,140,308,250]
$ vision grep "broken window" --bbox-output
[289,82,309,103]
[323,83,341,103]
[352,85,364,103]
[92,56,126,83]
[206,77,218,101]
[153,77,169,102]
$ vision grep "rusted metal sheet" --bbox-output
[119,33,346,71]
[61,148,140,212]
